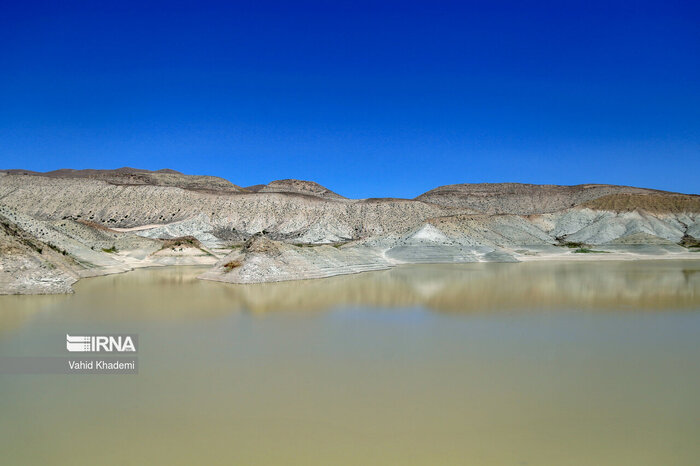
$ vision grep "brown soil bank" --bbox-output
[582,193,700,213]
[414,183,670,214]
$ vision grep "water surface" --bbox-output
[1,261,699,465]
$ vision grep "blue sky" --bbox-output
[1,1,698,198]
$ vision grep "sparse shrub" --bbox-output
[223,260,242,272]
[160,236,201,249]
[679,234,700,249]
[573,248,608,254]
[102,246,118,253]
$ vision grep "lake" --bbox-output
[1,261,699,465]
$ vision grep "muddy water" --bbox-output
[1,261,699,465]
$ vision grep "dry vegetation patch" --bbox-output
[680,234,700,248]
[160,236,202,249]
[77,219,116,232]
[223,260,242,272]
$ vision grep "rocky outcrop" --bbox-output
[0,203,216,294]
[0,213,79,294]
[199,236,392,283]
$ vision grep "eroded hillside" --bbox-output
[1,169,698,293]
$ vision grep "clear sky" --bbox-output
[1,1,698,198]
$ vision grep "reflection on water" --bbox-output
[2,261,699,331]
[224,260,700,313]
[1,261,699,465]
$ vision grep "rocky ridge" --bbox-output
[5,167,244,193]
[1,169,698,293]
[415,183,670,214]
[256,179,346,200]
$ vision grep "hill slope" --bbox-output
[415,183,670,214]
[1,170,698,293]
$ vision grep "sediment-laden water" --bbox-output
[1,261,699,465]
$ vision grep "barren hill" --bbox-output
[582,193,700,213]
[257,179,346,200]
[1,169,698,294]
[2,167,246,193]
[415,183,668,214]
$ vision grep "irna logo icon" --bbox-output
[66,334,137,353]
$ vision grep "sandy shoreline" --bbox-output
[3,249,700,295]
[516,251,700,262]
